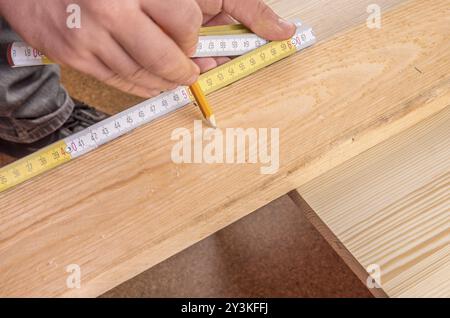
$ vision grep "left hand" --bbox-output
[193,0,296,72]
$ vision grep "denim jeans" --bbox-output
[0,18,74,144]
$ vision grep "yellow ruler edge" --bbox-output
[199,24,250,36]
[198,38,296,95]
[41,56,53,64]
[0,140,71,193]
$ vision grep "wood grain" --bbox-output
[0,0,449,296]
[296,108,450,297]
[289,192,389,298]
[267,0,406,42]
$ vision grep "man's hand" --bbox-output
[0,0,203,97]
[193,0,296,72]
[0,0,295,98]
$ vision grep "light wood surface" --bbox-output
[0,0,449,296]
[289,192,390,298]
[267,0,405,41]
[296,108,450,298]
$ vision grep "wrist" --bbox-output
[0,0,7,17]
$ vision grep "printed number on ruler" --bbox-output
[8,42,52,66]
[195,21,302,58]
[8,21,304,67]
[9,35,270,66]
[64,87,192,158]
[199,26,315,94]
[0,141,71,192]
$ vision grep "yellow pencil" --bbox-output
[189,81,217,128]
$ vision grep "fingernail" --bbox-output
[193,62,201,74]
[278,18,295,31]
[187,73,199,85]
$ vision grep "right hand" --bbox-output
[0,0,203,98]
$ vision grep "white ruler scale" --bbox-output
[7,21,303,67]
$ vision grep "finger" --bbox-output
[197,0,296,41]
[111,11,200,85]
[224,0,296,40]
[192,57,217,73]
[64,51,160,98]
[141,0,203,55]
[94,32,178,93]
[103,73,162,98]
[193,56,231,72]
[214,56,231,66]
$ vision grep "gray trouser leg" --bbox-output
[0,18,74,143]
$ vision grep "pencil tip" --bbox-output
[207,115,217,128]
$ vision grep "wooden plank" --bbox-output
[295,107,450,297]
[289,192,389,298]
[267,0,406,42]
[0,0,449,296]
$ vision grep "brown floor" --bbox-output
[0,69,372,298]
[102,195,372,298]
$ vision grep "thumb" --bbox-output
[223,0,296,41]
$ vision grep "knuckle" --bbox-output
[123,67,146,81]
[144,50,182,78]
[124,83,139,95]
[124,68,174,90]
[251,0,273,20]
[104,75,137,94]
[160,62,190,83]
[164,66,188,83]
[103,74,122,86]
[258,1,272,17]
[60,27,94,54]
[146,49,171,70]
